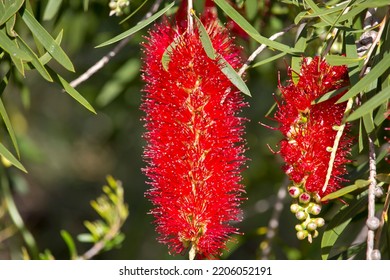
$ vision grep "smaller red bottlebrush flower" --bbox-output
[141,15,247,258]
[274,57,352,242]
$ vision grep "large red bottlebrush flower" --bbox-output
[141,17,247,258]
[274,57,352,242]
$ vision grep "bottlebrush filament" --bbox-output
[141,18,247,258]
[274,57,352,242]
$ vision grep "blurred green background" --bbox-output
[1,0,370,260]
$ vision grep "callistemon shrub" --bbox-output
[274,57,352,242]
[140,18,247,258]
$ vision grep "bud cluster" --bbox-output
[288,185,325,243]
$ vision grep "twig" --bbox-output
[187,0,194,34]
[374,182,390,251]
[260,176,289,260]
[321,98,353,193]
[238,23,297,77]
[360,8,388,78]
[69,0,163,88]
[366,135,377,260]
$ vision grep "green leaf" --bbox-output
[320,179,371,201]
[347,86,390,122]
[251,52,286,68]
[0,0,24,26]
[60,230,78,260]
[192,11,216,60]
[0,28,32,61]
[39,30,64,65]
[161,36,181,71]
[358,118,364,152]
[313,86,349,104]
[20,8,75,72]
[46,67,96,114]
[119,0,148,25]
[96,2,175,48]
[0,142,27,173]
[213,0,300,55]
[219,58,251,97]
[376,173,390,184]
[77,233,94,243]
[0,98,20,158]
[17,36,53,82]
[43,0,63,21]
[374,101,389,126]
[325,55,363,66]
[303,0,335,25]
[338,52,390,103]
[321,197,367,260]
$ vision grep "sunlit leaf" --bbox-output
[161,36,181,71]
[39,30,63,65]
[0,29,32,61]
[320,179,371,201]
[192,11,216,60]
[219,57,251,97]
[0,142,27,173]
[46,67,96,114]
[17,36,53,82]
[338,53,390,103]
[347,86,390,121]
[214,0,300,55]
[20,8,75,72]
[96,2,175,48]
[0,0,24,26]
[325,55,363,66]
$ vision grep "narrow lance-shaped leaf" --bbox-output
[17,36,53,82]
[46,67,96,114]
[0,0,24,26]
[347,86,390,121]
[161,37,181,71]
[219,57,251,97]
[338,52,390,103]
[60,230,78,260]
[0,142,27,173]
[213,0,300,55]
[20,8,75,72]
[325,55,363,66]
[0,98,20,158]
[96,2,175,48]
[43,0,63,21]
[192,11,216,60]
[321,197,367,260]
[0,28,32,61]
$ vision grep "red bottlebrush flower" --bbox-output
[274,57,352,242]
[141,18,247,258]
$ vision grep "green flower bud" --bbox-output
[309,204,322,215]
[296,230,308,240]
[307,222,317,231]
[315,217,325,228]
[290,204,300,213]
[295,211,308,221]
[295,224,304,231]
